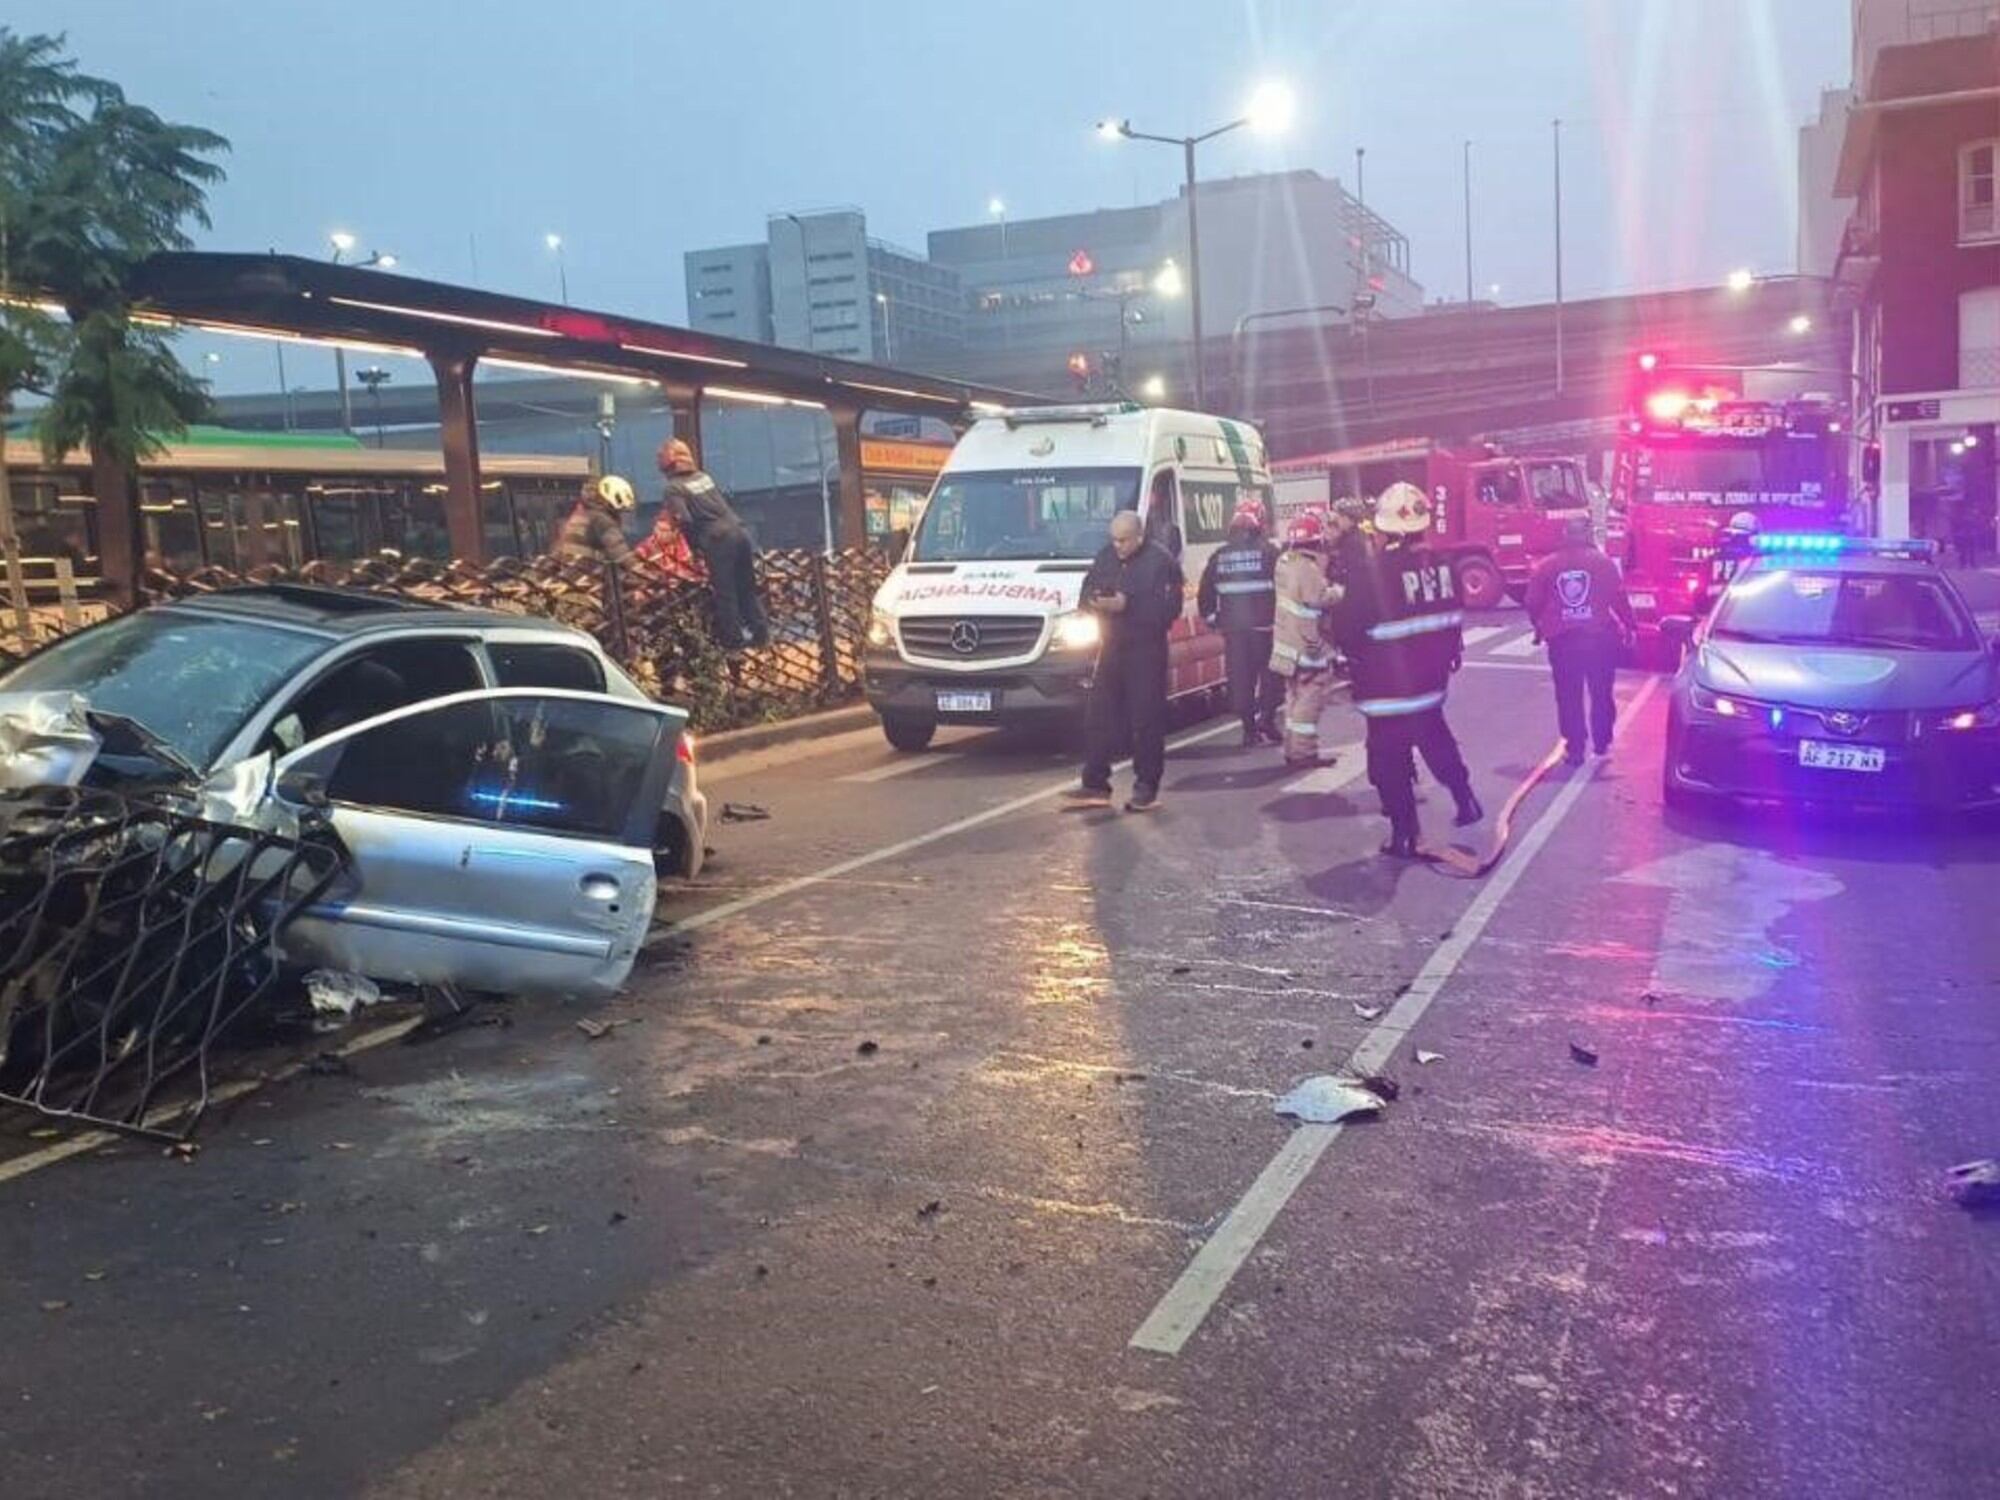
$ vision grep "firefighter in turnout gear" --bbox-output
[1197,497,1282,746]
[1270,510,1337,766]
[557,475,637,565]
[1332,482,1484,858]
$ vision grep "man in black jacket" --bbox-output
[657,438,770,650]
[1064,510,1184,813]
[1332,483,1483,857]
[1197,497,1282,746]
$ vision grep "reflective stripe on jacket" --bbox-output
[1196,535,1279,633]
[1333,540,1461,716]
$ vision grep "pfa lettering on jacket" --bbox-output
[1400,563,1456,607]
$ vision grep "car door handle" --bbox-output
[578,874,623,902]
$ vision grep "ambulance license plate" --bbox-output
[1798,740,1884,773]
[937,690,992,714]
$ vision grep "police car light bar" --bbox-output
[1752,534,1939,561]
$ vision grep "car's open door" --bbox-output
[267,688,685,999]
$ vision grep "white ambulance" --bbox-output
[862,403,1273,750]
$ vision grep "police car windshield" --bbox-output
[1711,569,1974,651]
[1637,442,1834,507]
[910,467,1141,562]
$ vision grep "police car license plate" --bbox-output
[1627,591,1656,610]
[937,690,992,714]
[1798,740,1884,773]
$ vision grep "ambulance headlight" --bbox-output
[1053,611,1101,651]
[866,610,895,649]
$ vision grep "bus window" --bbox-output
[138,478,204,572]
[512,483,572,558]
[308,485,372,561]
[481,485,520,558]
[379,481,450,559]
[12,475,91,573]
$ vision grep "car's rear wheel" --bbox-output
[1455,554,1506,611]
[881,712,937,753]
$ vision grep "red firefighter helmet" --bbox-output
[1231,497,1269,533]
[1284,510,1327,548]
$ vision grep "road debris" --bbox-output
[1946,1159,2000,1212]
[1358,1073,1401,1103]
[721,802,772,822]
[306,1053,357,1079]
[41,1299,69,1313]
[304,969,382,1020]
[1353,1003,1384,1022]
[1415,1050,1444,1065]
[856,1039,880,1056]
[917,1199,944,1220]
[1300,1038,1315,1050]
[575,1017,641,1041]
[1569,1041,1601,1067]
[1274,1076,1386,1124]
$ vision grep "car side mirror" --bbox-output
[275,768,330,809]
[1659,615,1697,646]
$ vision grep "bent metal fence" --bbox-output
[0,787,345,1141]
[115,547,893,735]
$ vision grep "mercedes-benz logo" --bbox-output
[1822,710,1865,737]
[949,620,982,654]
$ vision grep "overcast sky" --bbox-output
[18,0,1850,395]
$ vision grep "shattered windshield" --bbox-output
[1,611,325,769]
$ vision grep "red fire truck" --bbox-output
[1611,357,1849,659]
[1271,439,1593,609]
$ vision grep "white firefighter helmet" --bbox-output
[1373,481,1433,536]
[593,474,637,512]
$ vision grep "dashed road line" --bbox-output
[1127,675,1662,1356]
[1461,624,1511,647]
[1490,630,1542,658]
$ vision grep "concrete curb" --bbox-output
[695,701,877,765]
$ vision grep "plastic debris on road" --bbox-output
[1415,1050,1443,1065]
[721,802,772,822]
[1569,1041,1600,1067]
[1274,1076,1385,1124]
[575,1017,640,1040]
[1353,1003,1385,1022]
[1946,1159,2000,1212]
[304,970,382,1019]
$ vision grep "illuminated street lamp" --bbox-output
[327,231,397,432]
[1152,259,1185,299]
[545,233,568,305]
[1789,313,1814,334]
[1140,374,1167,401]
[1095,79,1296,410]
[1726,267,1756,293]
[988,196,1008,260]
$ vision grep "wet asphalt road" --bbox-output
[5,598,2000,1499]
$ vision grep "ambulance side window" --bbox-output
[1146,470,1183,557]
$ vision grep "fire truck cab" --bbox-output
[1611,358,1849,662]
[1272,440,1593,610]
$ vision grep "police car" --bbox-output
[1662,537,2000,812]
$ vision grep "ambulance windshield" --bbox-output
[910,467,1142,562]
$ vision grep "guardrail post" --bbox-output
[601,559,630,662]
[808,551,841,693]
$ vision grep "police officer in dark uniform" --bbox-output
[1064,510,1185,813]
[1196,497,1281,746]
[1332,482,1484,858]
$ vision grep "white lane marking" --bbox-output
[0,1015,425,1187]
[840,753,961,784]
[1128,675,1663,1356]
[1459,659,1549,673]
[649,718,1241,945]
[1461,624,1510,646]
[1287,744,1367,794]
[1490,630,1543,657]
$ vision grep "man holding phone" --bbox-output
[1064,510,1185,813]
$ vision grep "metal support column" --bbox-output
[428,350,486,562]
[830,404,866,551]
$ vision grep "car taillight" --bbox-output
[677,733,695,764]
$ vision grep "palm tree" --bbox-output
[0,30,94,636]
[0,27,227,606]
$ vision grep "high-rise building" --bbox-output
[928,169,1422,367]
[684,209,963,366]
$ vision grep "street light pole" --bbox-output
[546,233,568,305]
[326,235,396,434]
[875,291,895,363]
[1553,118,1565,396]
[1096,83,1293,414]
[1463,139,1474,306]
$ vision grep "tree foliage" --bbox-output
[0,26,228,465]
